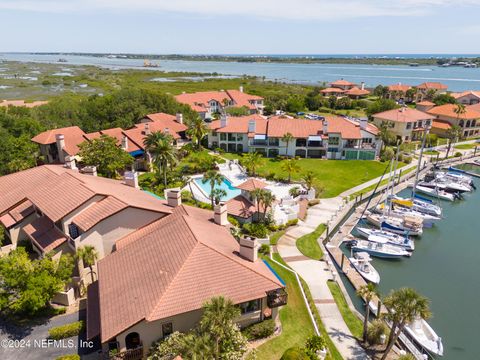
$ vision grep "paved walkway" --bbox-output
[277,198,369,360]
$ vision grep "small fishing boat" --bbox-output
[366,213,423,236]
[410,184,456,201]
[356,227,414,251]
[348,252,380,284]
[348,238,410,259]
[404,317,444,356]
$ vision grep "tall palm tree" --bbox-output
[281,132,294,157]
[357,283,378,343]
[250,188,265,223]
[302,171,315,191]
[261,191,276,223]
[281,158,301,183]
[77,245,98,284]
[144,131,178,186]
[445,124,463,159]
[242,152,264,176]
[187,116,209,150]
[202,170,225,207]
[381,288,431,360]
[200,296,240,359]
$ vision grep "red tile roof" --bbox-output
[388,84,412,92]
[417,82,448,90]
[345,87,370,96]
[327,116,362,139]
[175,90,263,112]
[97,205,282,341]
[428,104,480,120]
[236,178,268,191]
[84,128,141,153]
[468,103,480,113]
[31,126,87,156]
[226,196,256,218]
[0,200,35,228]
[451,91,480,100]
[210,114,267,136]
[23,216,68,253]
[320,87,345,93]
[226,89,262,110]
[373,107,433,123]
[330,79,356,86]
[432,120,452,130]
[417,101,435,106]
[72,196,127,232]
[267,116,324,138]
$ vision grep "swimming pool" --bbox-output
[194,177,241,200]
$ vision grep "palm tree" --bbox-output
[211,188,227,206]
[381,288,431,360]
[187,116,209,150]
[77,245,99,284]
[242,152,264,176]
[356,283,378,343]
[250,188,265,223]
[202,170,225,208]
[281,158,301,183]
[200,296,240,359]
[261,191,276,223]
[445,124,463,159]
[281,132,294,157]
[144,131,178,186]
[302,171,315,191]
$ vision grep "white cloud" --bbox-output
[1,0,480,20]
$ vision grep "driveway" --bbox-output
[0,310,99,360]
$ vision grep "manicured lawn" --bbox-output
[455,143,478,150]
[327,280,363,339]
[296,224,326,260]
[256,255,341,360]
[269,230,286,246]
[222,154,401,198]
[423,150,439,155]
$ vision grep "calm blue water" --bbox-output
[343,165,480,360]
[2,53,480,91]
[194,177,241,200]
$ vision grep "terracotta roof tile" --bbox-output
[236,178,268,191]
[417,101,435,106]
[417,82,448,90]
[31,126,87,156]
[23,216,67,253]
[373,108,433,123]
[345,87,370,96]
[330,79,356,86]
[0,214,16,228]
[320,87,345,93]
[432,120,452,130]
[388,84,412,92]
[451,91,480,100]
[468,103,480,113]
[210,114,267,135]
[267,116,324,138]
[175,90,262,112]
[428,104,480,120]
[72,196,127,232]
[226,196,256,218]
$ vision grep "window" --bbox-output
[228,133,237,141]
[239,299,261,314]
[68,223,80,239]
[211,131,217,136]
[406,122,412,129]
[328,137,339,146]
[162,323,173,338]
[425,120,431,127]
[268,138,279,146]
[295,139,307,147]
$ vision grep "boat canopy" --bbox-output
[392,198,413,207]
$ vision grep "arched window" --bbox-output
[459,120,464,127]
[466,120,471,128]
[472,120,477,127]
[125,332,141,350]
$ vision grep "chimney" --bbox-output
[82,165,97,176]
[248,120,256,133]
[55,134,66,163]
[64,155,77,170]
[361,82,365,90]
[144,123,151,135]
[124,171,139,188]
[359,118,367,130]
[176,113,183,124]
[165,188,181,207]
[214,202,228,226]
[323,121,328,134]
[239,85,244,93]
[220,114,228,128]
[121,135,128,151]
[239,236,259,262]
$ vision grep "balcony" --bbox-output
[267,288,288,308]
[108,347,143,360]
[250,140,268,146]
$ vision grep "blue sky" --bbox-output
[1,0,480,54]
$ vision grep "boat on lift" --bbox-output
[348,238,411,259]
[348,252,380,284]
[405,317,444,356]
[356,227,414,251]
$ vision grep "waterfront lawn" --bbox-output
[327,280,363,339]
[296,224,326,260]
[455,143,478,150]
[222,154,399,198]
[256,255,341,360]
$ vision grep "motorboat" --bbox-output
[405,317,444,356]
[419,178,472,193]
[348,252,380,284]
[356,227,414,251]
[409,184,456,201]
[366,213,423,236]
[348,238,410,259]
[390,195,442,217]
[375,203,440,227]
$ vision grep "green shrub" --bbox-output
[367,319,389,345]
[56,355,80,360]
[402,156,412,164]
[258,244,270,256]
[305,335,327,352]
[48,321,85,340]
[228,215,240,227]
[181,190,193,202]
[280,346,310,360]
[454,151,462,157]
[380,147,395,162]
[285,219,298,227]
[242,223,269,238]
[243,319,276,340]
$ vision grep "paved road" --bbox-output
[0,310,98,360]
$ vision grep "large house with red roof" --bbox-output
[372,107,434,141]
[208,114,381,160]
[451,91,480,105]
[427,104,480,138]
[320,79,370,99]
[175,87,264,121]
[31,112,188,170]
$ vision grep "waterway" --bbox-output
[2,53,480,91]
[343,163,480,360]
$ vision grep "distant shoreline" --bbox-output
[16,52,480,66]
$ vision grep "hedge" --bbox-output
[243,319,276,340]
[49,321,85,340]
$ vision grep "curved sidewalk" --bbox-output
[277,198,369,360]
